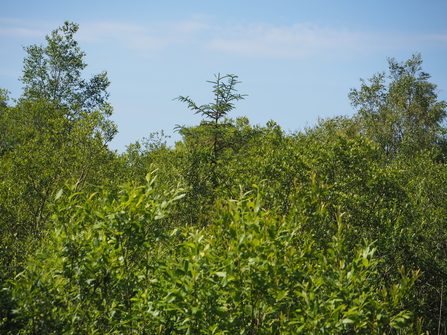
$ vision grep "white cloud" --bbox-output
[205,23,432,59]
[423,33,447,44]
[0,26,45,38]
[77,22,168,51]
[1,18,445,60]
[77,21,446,60]
[0,18,54,38]
[76,20,211,53]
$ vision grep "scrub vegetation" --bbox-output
[1,22,447,334]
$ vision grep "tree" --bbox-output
[21,21,112,122]
[349,53,447,156]
[0,89,8,108]
[0,22,118,280]
[0,99,117,279]
[175,74,247,171]
[176,74,246,124]
[0,89,11,157]
[172,75,247,225]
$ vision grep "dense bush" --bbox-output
[1,22,447,333]
[6,178,419,334]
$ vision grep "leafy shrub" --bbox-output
[7,178,419,334]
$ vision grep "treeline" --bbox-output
[1,22,447,334]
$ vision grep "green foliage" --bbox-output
[21,21,112,119]
[290,116,447,333]
[0,99,117,276]
[349,53,447,157]
[8,174,183,334]
[7,179,418,334]
[0,21,118,283]
[171,117,261,224]
[0,89,8,108]
[175,74,246,125]
[175,74,247,189]
[0,89,10,156]
[2,43,447,333]
[119,131,173,183]
[145,189,417,334]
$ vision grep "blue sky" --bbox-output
[1,0,447,151]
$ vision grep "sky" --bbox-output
[1,0,447,152]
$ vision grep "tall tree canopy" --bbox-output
[20,21,112,120]
[0,22,117,279]
[175,74,246,190]
[349,53,447,156]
